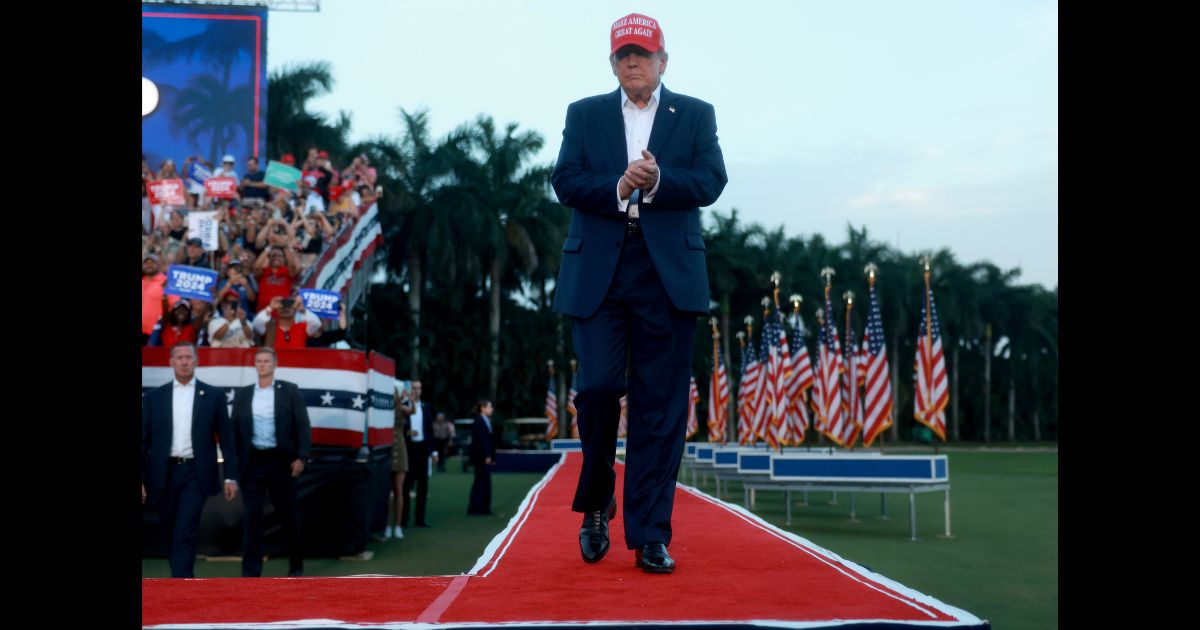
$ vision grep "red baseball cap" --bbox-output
[318,150,329,159]
[610,13,664,56]
[281,153,296,165]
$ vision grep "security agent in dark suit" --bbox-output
[231,346,311,577]
[398,380,435,527]
[551,13,727,574]
[467,399,497,515]
[142,341,240,578]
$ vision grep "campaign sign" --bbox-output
[165,265,219,302]
[187,211,220,252]
[147,178,186,206]
[186,161,212,185]
[204,177,239,199]
[300,289,341,319]
[264,160,302,193]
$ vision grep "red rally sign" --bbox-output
[204,177,239,199]
[147,178,186,206]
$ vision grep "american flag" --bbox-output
[618,395,628,438]
[544,372,558,441]
[810,321,826,433]
[686,376,700,439]
[738,335,762,445]
[839,317,864,447]
[860,283,895,446]
[567,370,580,439]
[783,317,813,444]
[753,307,788,450]
[816,293,847,445]
[708,344,731,443]
[914,280,949,441]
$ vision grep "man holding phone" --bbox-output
[252,294,321,349]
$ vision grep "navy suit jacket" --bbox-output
[468,414,496,465]
[141,379,240,503]
[230,379,312,480]
[551,84,728,319]
[404,401,436,458]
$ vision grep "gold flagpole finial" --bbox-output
[570,358,578,371]
[771,271,782,308]
[820,267,836,286]
[815,307,825,324]
[789,294,803,311]
[919,256,931,273]
[843,290,855,307]
[761,296,771,316]
[864,263,878,288]
[710,317,720,338]
[547,359,554,375]
[736,330,746,347]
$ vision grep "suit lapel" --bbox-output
[605,88,627,169]
[646,85,679,159]
[191,382,204,448]
[274,381,285,444]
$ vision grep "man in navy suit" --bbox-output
[551,12,727,574]
[399,380,435,527]
[231,346,311,577]
[467,399,497,515]
[142,341,240,578]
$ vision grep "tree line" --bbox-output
[268,62,1058,443]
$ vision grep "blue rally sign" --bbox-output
[165,265,219,302]
[301,289,342,319]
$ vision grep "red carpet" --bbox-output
[143,452,986,628]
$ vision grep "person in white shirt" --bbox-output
[398,380,435,528]
[208,292,254,348]
[213,154,240,181]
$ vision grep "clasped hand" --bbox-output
[620,149,658,198]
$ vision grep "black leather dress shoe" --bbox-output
[635,542,675,574]
[579,496,617,563]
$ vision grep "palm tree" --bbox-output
[170,76,255,164]
[353,109,458,379]
[266,62,352,160]
[443,115,553,401]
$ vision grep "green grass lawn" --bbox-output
[143,449,1057,630]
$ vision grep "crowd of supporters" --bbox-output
[141,148,382,350]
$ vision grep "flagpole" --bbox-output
[865,263,884,454]
[770,272,785,453]
[819,267,836,451]
[789,293,805,448]
[843,289,856,452]
[710,317,723,445]
[921,257,938,456]
[744,316,759,449]
[547,360,556,442]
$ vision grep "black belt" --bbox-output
[625,220,643,238]
[169,457,194,465]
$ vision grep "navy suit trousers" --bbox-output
[570,235,697,549]
[158,460,206,578]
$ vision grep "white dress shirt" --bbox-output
[171,378,195,458]
[410,402,425,443]
[616,82,663,219]
[251,379,277,449]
